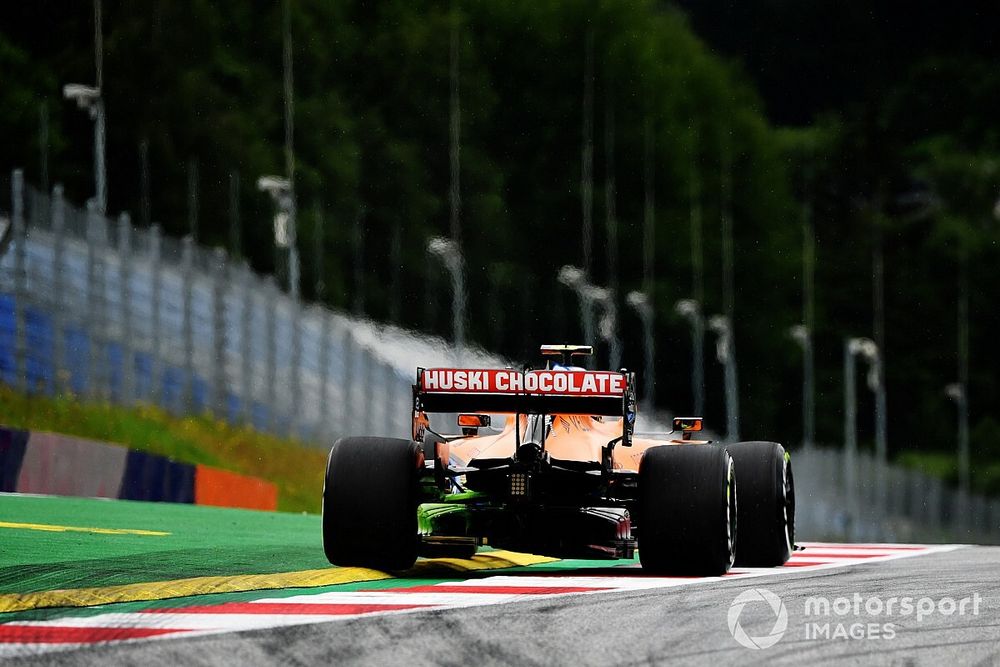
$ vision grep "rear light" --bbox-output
[673,417,703,432]
[509,472,530,497]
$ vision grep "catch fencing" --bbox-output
[0,169,500,444]
[794,446,1000,544]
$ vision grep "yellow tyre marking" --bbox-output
[0,550,556,613]
[408,550,557,575]
[0,521,170,537]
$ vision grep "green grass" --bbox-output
[0,494,327,595]
[0,386,327,512]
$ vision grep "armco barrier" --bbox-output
[0,425,277,510]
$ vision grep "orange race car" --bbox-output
[322,345,795,575]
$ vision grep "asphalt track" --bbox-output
[4,544,998,666]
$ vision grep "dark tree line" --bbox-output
[1,0,997,491]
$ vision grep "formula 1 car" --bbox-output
[322,345,795,575]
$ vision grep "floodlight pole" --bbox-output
[257,176,295,294]
[427,236,466,363]
[789,324,815,450]
[63,86,106,214]
[709,314,739,442]
[717,131,739,441]
[64,0,107,215]
[945,382,970,495]
[844,336,879,539]
[797,158,817,451]
[627,291,655,412]
[60,0,107,214]
[675,299,705,415]
[843,339,859,539]
[559,265,595,364]
[598,292,621,372]
[559,265,618,369]
[687,125,706,416]
[282,0,299,300]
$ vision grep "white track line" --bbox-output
[256,591,544,607]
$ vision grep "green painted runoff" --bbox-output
[0,494,327,595]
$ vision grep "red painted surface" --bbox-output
[0,625,187,643]
[791,551,883,558]
[146,602,430,615]
[382,585,611,595]
[799,543,927,550]
[782,560,850,567]
[193,465,278,511]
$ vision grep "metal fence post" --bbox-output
[373,356,385,437]
[181,235,194,412]
[361,347,373,435]
[290,298,302,438]
[117,213,134,406]
[317,308,331,441]
[265,276,278,434]
[85,200,106,399]
[212,247,228,419]
[51,184,67,394]
[382,360,395,437]
[149,224,162,404]
[843,340,859,540]
[973,495,988,543]
[392,363,404,438]
[340,327,355,436]
[401,368,413,440]
[928,475,942,534]
[956,489,970,538]
[11,170,27,393]
[905,468,921,524]
[240,262,254,425]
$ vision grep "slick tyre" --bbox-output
[322,437,421,570]
[638,445,736,575]
[727,441,795,567]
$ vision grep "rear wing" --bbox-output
[412,367,637,443]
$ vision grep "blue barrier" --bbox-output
[0,294,14,386]
[119,450,195,503]
[0,427,29,492]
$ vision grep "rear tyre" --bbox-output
[322,436,420,570]
[638,445,736,575]
[728,441,794,567]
